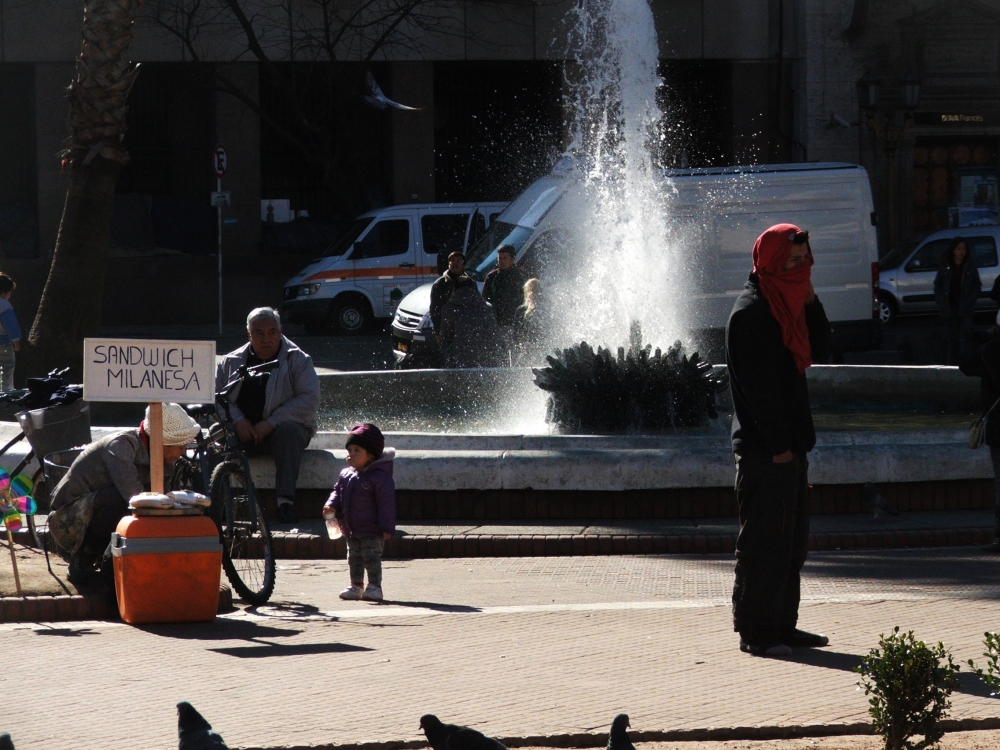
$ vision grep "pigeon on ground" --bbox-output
[364,70,423,111]
[606,714,635,750]
[177,702,228,750]
[0,733,14,750]
[863,482,898,519]
[419,714,506,750]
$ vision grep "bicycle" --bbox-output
[170,360,279,605]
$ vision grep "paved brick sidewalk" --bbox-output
[3,549,999,750]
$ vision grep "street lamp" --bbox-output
[858,72,921,253]
[900,73,921,111]
[856,72,880,113]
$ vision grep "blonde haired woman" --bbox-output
[515,278,550,363]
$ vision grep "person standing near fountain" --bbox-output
[430,251,476,332]
[933,237,981,365]
[726,224,832,658]
[483,245,527,327]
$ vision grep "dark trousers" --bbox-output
[82,486,129,557]
[732,450,810,642]
[946,314,974,365]
[241,421,312,500]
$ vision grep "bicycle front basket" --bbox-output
[17,400,92,462]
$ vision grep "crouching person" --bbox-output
[48,404,202,583]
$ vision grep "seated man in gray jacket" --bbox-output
[217,307,321,522]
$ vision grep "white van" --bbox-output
[391,162,882,362]
[281,202,507,333]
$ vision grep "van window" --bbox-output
[968,236,998,268]
[422,214,470,257]
[519,230,568,279]
[350,219,409,260]
[905,236,998,272]
[324,217,373,257]
[905,239,949,272]
[468,212,487,247]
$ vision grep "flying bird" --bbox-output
[606,714,635,750]
[863,482,898,519]
[364,70,423,111]
[419,714,506,750]
[177,701,228,750]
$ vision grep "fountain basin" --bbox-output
[2,424,986,495]
[316,364,979,433]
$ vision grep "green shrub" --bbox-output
[854,627,960,750]
[967,631,1000,695]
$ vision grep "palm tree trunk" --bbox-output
[23,0,139,380]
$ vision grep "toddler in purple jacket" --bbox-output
[325,423,396,602]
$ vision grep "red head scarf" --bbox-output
[751,223,813,373]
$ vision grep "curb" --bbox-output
[0,593,115,623]
[232,717,1000,750]
[270,527,994,559]
[0,584,234,624]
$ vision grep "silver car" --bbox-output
[877,228,1000,323]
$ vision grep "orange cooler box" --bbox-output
[112,514,223,624]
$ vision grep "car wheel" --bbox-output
[876,293,896,325]
[331,295,371,335]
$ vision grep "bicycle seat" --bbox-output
[184,403,217,418]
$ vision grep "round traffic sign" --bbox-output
[213,144,228,178]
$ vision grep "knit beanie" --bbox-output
[346,423,385,458]
[143,403,202,446]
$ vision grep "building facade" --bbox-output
[1,0,800,324]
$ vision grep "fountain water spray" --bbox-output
[553,0,689,350]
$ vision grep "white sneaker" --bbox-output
[339,585,363,600]
[361,584,383,602]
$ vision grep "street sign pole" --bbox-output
[217,174,223,336]
[212,144,229,336]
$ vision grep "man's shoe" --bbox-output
[339,585,363,600]
[781,628,829,648]
[276,501,296,524]
[740,639,792,657]
[361,584,383,602]
[67,555,97,585]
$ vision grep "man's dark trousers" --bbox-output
[242,422,312,499]
[732,450,810,642]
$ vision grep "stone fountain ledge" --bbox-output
[0,364,985,492]
[0,422,987,491]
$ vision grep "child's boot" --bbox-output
[339,584,364,600]
[362,584,383,602]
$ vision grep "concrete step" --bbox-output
[268,509,996,559]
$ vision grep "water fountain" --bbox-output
[1,0,989,527]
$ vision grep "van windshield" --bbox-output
[464,221,533,280]
[323,217,374,257]
[878,241,918,271]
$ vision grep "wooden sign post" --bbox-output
[83,339,216,495]
[148,402,164,493]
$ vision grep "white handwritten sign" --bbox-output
[83,339,215,404]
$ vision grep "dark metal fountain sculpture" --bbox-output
[532,325,728,433]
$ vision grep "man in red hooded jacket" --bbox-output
[726,224,832,658]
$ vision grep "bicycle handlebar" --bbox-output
[217,360,280,401]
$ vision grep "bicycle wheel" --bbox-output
[210,459,275,605]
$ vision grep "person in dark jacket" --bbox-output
[726,223,832,658]
[482,245,527,327]
[438,285,502,368]
[934,237,981,364]
[430,251,477,332]
[960,317,1000,552]
[514,278,551,363]
[325,423,396,602]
